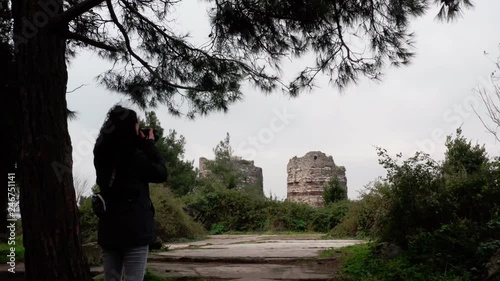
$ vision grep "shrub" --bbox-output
[184,183,268,232]
[332,180,390,238]
[79,195,98,244]
[79,185,206,244]
[365,129,500,279]
[323,177,347,204]
[0,235,24,263]
[149,184,205,241]
[309,200,350,233]
[327,243,469,281]
[184,184,351,233]
[377,148,445,247]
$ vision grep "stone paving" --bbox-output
[143,234,365,280]
[156,234,363,259]
[1,234,365,280]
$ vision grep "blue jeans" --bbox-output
[102,245,149,281]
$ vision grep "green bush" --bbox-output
[311,200,350,233]
[326,244,469,281]
[332,180,390,238]
[150,184,206,241]
[377,149,445,247]
[209,224,226,235]
[79,196,98,244]
[0,235,24,263]
[79,185,206,244]
[323,176,347,204]
[329,130,500,279]
[352,129,500,279]
[184,183,268,232]
[183,184,350,233]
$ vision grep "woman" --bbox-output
[93,105,167,281]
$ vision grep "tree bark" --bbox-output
[12,0,91,280]
[1,36,16,243]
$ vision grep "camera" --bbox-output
[140,128,161,142]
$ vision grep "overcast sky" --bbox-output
[67,0,500,200]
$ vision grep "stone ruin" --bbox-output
[287,151,347,207]
[199,157,264,193]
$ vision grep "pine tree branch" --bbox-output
[119,0,284,92]
[105,0,205,92]
[50,0,106,27]
[66,31,119,52]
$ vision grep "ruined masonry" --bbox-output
[199,157,264,192]
[287,151,347,207]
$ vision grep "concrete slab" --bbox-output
[3,235,365,281]
[140,234,365,280]
[146,261,338,281]
[159,235,364,260]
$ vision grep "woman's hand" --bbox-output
[138,128,155,141]
[147,128,155,141]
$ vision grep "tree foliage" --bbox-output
[373,129,500,279]
[323,176,347,204]
[183,184,349,233]
[203,133,244,190]
[162,130,197,196]
[140,111,197,196]
[15,0,472,118]
[332,179,391,238]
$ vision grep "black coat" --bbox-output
[94,139,167,250]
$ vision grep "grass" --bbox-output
[0,236,24,263]
[321,243,470,281]
[164,236,207,243]
[150,244,171,252]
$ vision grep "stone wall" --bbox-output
[199,157,263,193]
[287,151,347,207]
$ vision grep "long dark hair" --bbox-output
[94,105,140,165]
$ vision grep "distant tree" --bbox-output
[323,177,347,204]
[139,111,164,139]
[442,128,491,224]
[205,133,242,190]
[162,130,197,196]
[443,128,488,176]
[73,174,92,206]
[77,195,98,244]
[140,112,197,196]
[5,0,474,278]
[475,51,500,142]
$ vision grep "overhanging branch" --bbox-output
[50,0,106,27]
[66,31,119,52]
[106,0,205,92]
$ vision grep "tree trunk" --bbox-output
[12,0,91,280]
[1,36,16,243]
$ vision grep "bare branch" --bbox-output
[74,174,92,206]
[473,85,500,143]
[67,83,88,94]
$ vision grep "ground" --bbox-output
[1,234,365,280]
